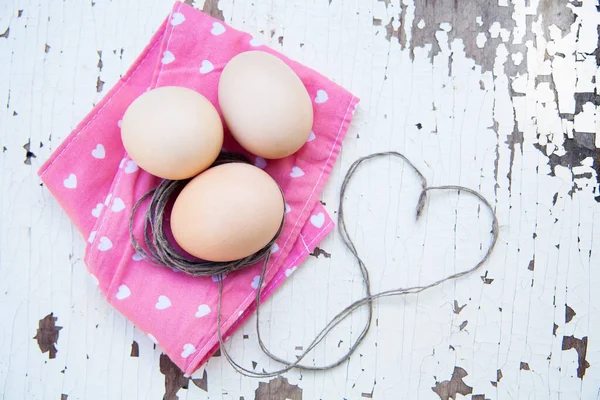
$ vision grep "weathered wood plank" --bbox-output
[0,0,598,399]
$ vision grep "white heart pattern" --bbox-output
[285,267,297,277]
[211,273,226,282]
[285,203,291,214]
[98,236,113,251]
[306,131,316,142]
[254,157,267,169]
[315,89,328,104]
[290,166,304,178]
[92,144,105,159]
[199,60,214,74]
[117,119,122,128]
[92,203,104,218]
[195,304,211,318]
[115,284,130,300]
[104,194,112,206]
[124,160,138,174]
[63,174,77,189]
[132,252,144,261]
[181,343,196,358]
[211,22,226,35]
[161,50,175,65]
[147,333,158,344]
[111,197,125,212]
[271,243,280,253]
[88,231,97,243]
[155,295,172,310]
[170,12,185,26]
[310,212,325,228]
[249,36,263,46]
[251,275,262,289]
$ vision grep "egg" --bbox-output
[121,86,223,180]
[218,51,313,159]
[170,163,284,262]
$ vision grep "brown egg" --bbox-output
[170,163,284,262]
[121,86,223,180]
[218,51,313,159]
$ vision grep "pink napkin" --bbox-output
[38,2,358,374]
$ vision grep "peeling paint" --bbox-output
[505,128,524,192]
[96,77,104,93]
[562,335,589,379]
[130,340,139,357]
[385,18,397,42]
[431,366,473,400]
[565,304,576,323]
[159,353,189,400]
[480,271,493,284]
[398,3,408,49]
[255,376,302,400]
[538,0,576,39]
[410,0,520,73]
[33,313,62,359]
[452,300,466,314]
[536,138,600,201]
[202,0,224,22]
[191,369,208,392]
[490,369,503,387]
[402,0,600,206]
[23,141,36,165]
[310,247,331,258]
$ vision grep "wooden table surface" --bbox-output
[1,0,599,399]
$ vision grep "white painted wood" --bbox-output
[1,0,598,399]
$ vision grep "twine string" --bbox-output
[215,151,499,378]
